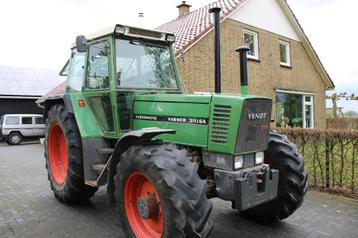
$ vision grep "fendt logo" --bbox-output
[248,112,267,120]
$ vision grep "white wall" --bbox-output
[229,0,300,41]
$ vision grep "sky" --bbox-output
[287,0,358,112]
[0,0,357,111]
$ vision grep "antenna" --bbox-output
[138,12,144,27]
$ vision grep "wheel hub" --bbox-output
[12,135,20,144]
[137,194,159,219]
[124,171,164,238]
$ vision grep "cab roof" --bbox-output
[71,24,174,48]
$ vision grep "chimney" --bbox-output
[177,1,191,17]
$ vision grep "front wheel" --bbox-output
[241,132,308,224]
[114,143,213,238]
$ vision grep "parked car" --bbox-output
[0,114,45,145]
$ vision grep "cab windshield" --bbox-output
[115,39,179,90]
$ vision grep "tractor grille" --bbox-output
[211,105,231,144]
[128,28,163,39]
[236,99,272,154]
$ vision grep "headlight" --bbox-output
[255,152,264,165]
[115,25,126,34]
[234,156,244,170]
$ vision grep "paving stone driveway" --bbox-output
[0,142,357,238]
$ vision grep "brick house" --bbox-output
[157,0,335,128]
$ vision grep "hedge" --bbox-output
[275,128,358,197]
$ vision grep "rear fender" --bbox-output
[105,128,175,204]
[42,95,74,119]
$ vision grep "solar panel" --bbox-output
[0,65,64,97]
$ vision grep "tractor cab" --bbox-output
[66,25,182,138]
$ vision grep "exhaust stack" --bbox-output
[209,7,221,94]
[235,46,250,95]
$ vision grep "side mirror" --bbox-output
[76,35,88,53]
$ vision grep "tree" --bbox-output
[344,110,358,118]
[326,93,358,118]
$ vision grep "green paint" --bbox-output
[133,98,210,147]
[135,93,212,104]
[70,93,103,137]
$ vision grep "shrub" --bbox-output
[327,118,358,130]
[275,128,358,197]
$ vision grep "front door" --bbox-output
[83,39,117,137]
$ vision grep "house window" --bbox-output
[243,30,259,60]
[304,96,314,128]
[279,40,291,67]
[276,91,314,128]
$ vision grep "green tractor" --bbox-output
[39,9,307,238]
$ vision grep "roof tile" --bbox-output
[156,0,246,53]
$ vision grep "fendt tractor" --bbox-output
[39,8,307,238]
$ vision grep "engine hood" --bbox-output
[134,93,212,104]
[134,93,270,104]
[132,92,272,152]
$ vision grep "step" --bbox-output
[91,164,106,174]
[96,148,114,155]
[86,180,97,187]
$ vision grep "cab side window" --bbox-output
[85,41,110,90]
[68,51,86,91]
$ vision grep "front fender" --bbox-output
[104,128,175,204]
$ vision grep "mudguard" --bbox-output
[41,94,74,119]
[104,128,175,204]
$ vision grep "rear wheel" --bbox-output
[241,132,308,224]
[7,132,22,145]
[114,143,213,238]
[45,104,97,202]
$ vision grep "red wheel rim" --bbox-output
[48,123,68,185]
[124,172,164,238]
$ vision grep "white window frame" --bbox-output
[243,29,259,60]
[303,95,314,128]
[276,90,314,128]
[279,40,291,67]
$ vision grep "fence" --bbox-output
[275,128,358,197]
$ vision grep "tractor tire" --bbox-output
[45,104,97,203]
[241,131,308,224]
[114,143,213,238]
[7,132,22,145]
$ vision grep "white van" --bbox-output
[0,114,45,145]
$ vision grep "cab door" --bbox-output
[82,39,117,137]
